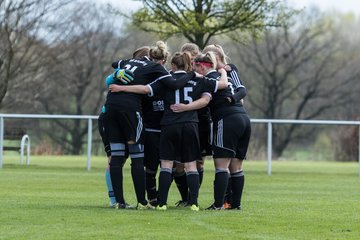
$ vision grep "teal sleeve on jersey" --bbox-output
[105,74,116,87]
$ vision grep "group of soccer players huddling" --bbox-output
[98,41,251,211]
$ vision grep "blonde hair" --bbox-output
[193,51,217,70]
[150,41,170,63]
[171,52,192,72]
[180,43,200,59]
[203,44,228,65]
[133,46,150,58]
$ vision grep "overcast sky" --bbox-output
[95,0,360,14]
[288,0,360,13]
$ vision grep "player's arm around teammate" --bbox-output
[170,68,228,112]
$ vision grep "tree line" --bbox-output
[1,0,359,160]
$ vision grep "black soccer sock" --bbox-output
[171,167,176,183]
[231,170,245,208]
[174,171,188,201]
[224,174,232,204]
[109,156,125,204]
[131,159,147,205]
[186,171,199,206]
[214,169,229,208]
[145,168,158,201]
[198,167,204,187]
[158,168,173,206]
[129,144,147,205]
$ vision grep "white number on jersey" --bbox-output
[124,64,138,73]
[175,87,193,104]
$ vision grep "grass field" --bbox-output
[0,156,359,240]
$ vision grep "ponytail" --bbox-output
[171,52,192,72]
[150,41,170,63]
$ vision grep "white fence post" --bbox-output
[267,122,272,176]
[87,118,93,171]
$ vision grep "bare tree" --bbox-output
[235,10,360,157]
[0,0,71,109]
[1,1,157,154]
[23,2,129,154]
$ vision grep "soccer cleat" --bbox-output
[137,202,155,210]
[175,200,188,207]
[228,205,241,210]
[190,204,200,211]
[149,199,159,207]
[156,205,167,211]
[115,202,136,209]
[205,204,224,210]
[109,202,117,208]
[223,202,231,209]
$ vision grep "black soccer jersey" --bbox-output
[226,64,243,87]
[106,57,194,112]
[148,71,219,125]
[226,64,247,104]
[206,70,247,121]
[142,95,164,130]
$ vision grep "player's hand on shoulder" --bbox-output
[194,71,203,79]
[224,64,232,71]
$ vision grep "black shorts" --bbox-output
[144,129,161,170]
[212,113,251,160]
[98,113,111,157]
[160,123,201,163]
[104,108,144,145]
[198,117,213,156]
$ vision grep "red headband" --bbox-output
[193,61,213,67]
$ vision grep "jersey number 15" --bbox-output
[175,87,193,104]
